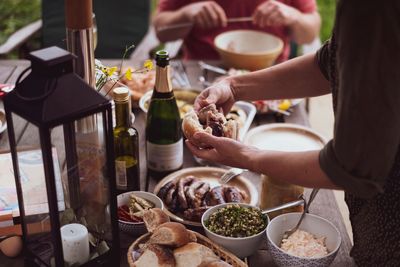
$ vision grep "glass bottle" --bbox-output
[146,50,183,179]
[113,87,140,193]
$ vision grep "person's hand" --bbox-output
[186,132,259,169]
[252,0,301,28]
[182,1,227,29]
[194,78,236,114]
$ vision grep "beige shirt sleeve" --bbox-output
[317,0,400,198]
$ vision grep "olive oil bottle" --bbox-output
[146,50,183,179]
[113,87,140,193]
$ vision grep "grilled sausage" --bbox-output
[157,181,175,201]
[205,186,226,206]
[183,206,209,222]
[177,176,196,210]
[224,186,244,203]
[185,180,206,208]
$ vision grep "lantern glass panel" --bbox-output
[50,112,113,264]
[10,112,64,266]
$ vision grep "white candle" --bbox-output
[61,223,90,265]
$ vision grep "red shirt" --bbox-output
[157,0,316,62]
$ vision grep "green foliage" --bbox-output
[0,0,41,44]
[317,0,336,42]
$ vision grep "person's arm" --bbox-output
[252,1,320,44]
[153,1,227,43]
[186,133,338,189]
[230,52,330,101]
[289,11,320,44]
[153,9,192,42]
[318,0,400,198]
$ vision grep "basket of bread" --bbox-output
[128,208,247,267]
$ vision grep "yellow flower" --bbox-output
[143,60,153,71]
[278,99,291,111]
[106,66,117,77]
[125,67,133,81]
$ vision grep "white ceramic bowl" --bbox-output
[214,30,283,71]
[201,203,269,258]
[117,191,163,235]
[267,212,341,267]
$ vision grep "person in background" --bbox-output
[153,0,321,62]
[186,0,400,265]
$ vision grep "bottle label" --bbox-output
[147,139,183,171]
[115,160,127,187]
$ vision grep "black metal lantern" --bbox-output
[4,46,119,267]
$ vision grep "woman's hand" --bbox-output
[182,1,227,29]
[194,78,236,114]
[186,132,259,169]
[252,0,301,28]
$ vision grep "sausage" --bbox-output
[177,176,196,210]
[224,186,244,203]
[195,182,210,202]
[183,206,209,222]
[205,186,226,206]
[165,184,177,208]
[185,180,206,208]
[157,180,175,201]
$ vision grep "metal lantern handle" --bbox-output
[15,66,59,102]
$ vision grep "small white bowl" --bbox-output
[117,191,163,235]
[201,203,269,258]
[266,212,341,267]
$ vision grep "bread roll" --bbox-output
[182,105,238,141]
[200,260,233,267]
[173,242,220,267]
[182,109,212,140]
[143,208,170,233]
[133,244,175,267]
[149,222,192,248]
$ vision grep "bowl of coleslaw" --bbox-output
[266,212,341,267]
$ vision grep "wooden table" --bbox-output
[0,59,355,266]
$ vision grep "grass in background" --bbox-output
[317,0,336,42]
[0,0,41,58]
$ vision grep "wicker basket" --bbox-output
[127,230,248,267]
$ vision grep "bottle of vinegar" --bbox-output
[113,87,140,193]
[146,50,183,179]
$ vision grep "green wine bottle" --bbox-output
[113,87,140,193]
[146,50,183,179]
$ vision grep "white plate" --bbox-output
[244,123,327,151]
[153,167,259,227]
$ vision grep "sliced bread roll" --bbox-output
[143,208,170,233]
[173,242,220,267]
[200,260,233,267]
[149,222,192,248]
[133,244,175,267]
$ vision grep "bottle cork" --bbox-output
[65,0,93,29]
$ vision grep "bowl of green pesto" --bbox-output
[201,203,269,258]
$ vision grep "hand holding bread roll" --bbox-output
[182,104,238,145]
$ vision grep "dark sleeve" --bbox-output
[315,40,330,81]
[319,0,400,198]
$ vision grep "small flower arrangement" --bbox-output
[95,44,153,96]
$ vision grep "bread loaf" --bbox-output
[173,242,220,267]
[143,208,170,233]
[149,222,192,248]
[133,244,175,267]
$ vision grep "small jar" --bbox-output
[259,174,304,219]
